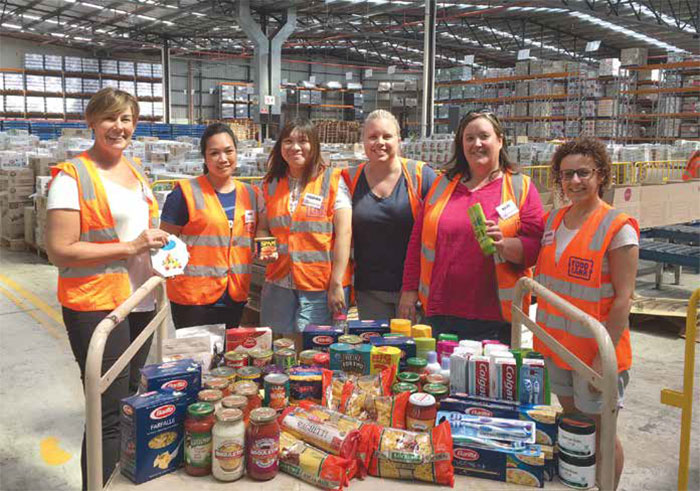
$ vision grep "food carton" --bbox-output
[139,359,201,404]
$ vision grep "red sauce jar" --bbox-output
[184,402,216,476]
[406,392,437,432]
[246,407,280,481]
[205,376,232,397]
[233,380,262,425]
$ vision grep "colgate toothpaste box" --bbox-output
[369,335,416,371]
[120,390,188,484]
[347,319,389,342]
[493,358,518,402]
[302,324,345,352]
[139,359,201,404]
[225,327,272,354]
[468,355,491,398]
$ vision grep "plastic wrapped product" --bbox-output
[322,370,351,411]
[359,421,455,487]
[279,431,353,490]
[289,367,323,405]
[372,391,410,429]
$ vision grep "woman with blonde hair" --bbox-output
[342,109,437,319]
[46,87,169,488]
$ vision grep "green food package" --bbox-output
[468,202,496,256]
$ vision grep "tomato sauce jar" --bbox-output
[406,392,437,432]
[246,407,280,481]
[184,402,216,476]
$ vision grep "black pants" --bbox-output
[63,307,155,490]
[425,315,512,345]
[170,301,246,330]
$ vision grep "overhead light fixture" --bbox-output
[74,36,92,41]
[192,12,206,17]
[1,22,22,29]
[51,32,67,37]
[81,2,102,8]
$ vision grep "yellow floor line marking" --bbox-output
[0,285,63,340]
[0,274,63,325]
[40,437,72,466]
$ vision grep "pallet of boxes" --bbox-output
[0,166,34,251]
[29,155,54,255]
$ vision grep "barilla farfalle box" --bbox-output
[347,319,390,342]
[139,358,201,404]
[120,390,188,484]
[302,324,345,352]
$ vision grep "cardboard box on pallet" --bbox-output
[24,206,35,245]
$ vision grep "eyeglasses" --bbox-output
[560,168,597,181]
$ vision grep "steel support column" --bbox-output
[161,38,172,124]
[421,0,436,138]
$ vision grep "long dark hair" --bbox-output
[264,118,323,186]
[445,111,517,181]
[200,123,238,174]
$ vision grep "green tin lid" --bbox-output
[406,357,427,368]
[422,383,449,396]
[397,372,421,384]
[392,382,418,394]
[438,333,459,342]
[187,402,215,417]
[413,337,436,350]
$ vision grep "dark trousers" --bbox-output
[425,315,512,345]
[170,301,246,330]
[63,307,155,490]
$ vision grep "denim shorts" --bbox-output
[260,282,350,334]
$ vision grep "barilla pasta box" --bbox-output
[225,327,272,354]
[139,359,201,404]
[302,324,344,352]
[120,390,188,484]
[369,335,416,371]
[347,319,390,342]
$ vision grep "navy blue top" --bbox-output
[351,165,437,292]
[161,183,239,307]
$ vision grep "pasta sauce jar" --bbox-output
[184,402,216,476]
[212,408,245,482]
[246,407,280,481]
[406,392,437,432]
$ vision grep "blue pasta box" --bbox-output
[302,324,345,352]
[347,319,390,342]
[369,335,416,371]
[120,390,188,484]
[139,359,201,404]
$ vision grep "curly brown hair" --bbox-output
[551,137,611,198]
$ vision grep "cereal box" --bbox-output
[225,327,272,354]
[139,359,201,404]
[347,319,390,342]
[302,324,344,352]
[120,390,188,484]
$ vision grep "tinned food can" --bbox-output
[254,236,278,260]
[263,373,290,411]
[224,351,249,370]
[274,348,297,371]
[312,352,330,369]
[299,349,321,366]
[273,338,295,352]
[236,366,262,388]
[249,348,274,368]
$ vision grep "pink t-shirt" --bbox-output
[403,176,544,321]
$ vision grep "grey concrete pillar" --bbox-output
[421,0,436,138]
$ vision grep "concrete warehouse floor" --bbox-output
[0,248,698,491]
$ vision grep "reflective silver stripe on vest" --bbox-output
[290,250,332,263]
[320,168,332,198]
[183,265,229,277]
[180,234,230,247]
[150,216,158,228]
[189,178,206,210]
[269,215,292,229]
[291,221,333,233]
[544,209,559,232]
[242,183,258,213]
[277,243,289,255]
[69,158,97,202]
[266,178,279,198]
[234,236,252,248]
[536,309,595,339]
[230,264,251,275]
[80,227,119,242]
[419,281,429,299]
[404,159,419,190]
[535,273,614,302]
[60,260,128,278]
[428,175,451,206]
[590,209,622,252]
[421,244,435,262]
[511,173,524,206]
[498,286,514,302]
[346,166,362,188]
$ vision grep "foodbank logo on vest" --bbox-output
[568,257,593,281]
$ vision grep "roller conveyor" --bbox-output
[639,239,700,268]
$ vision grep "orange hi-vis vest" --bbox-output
[682,150,700,181]
[51,152,159,311]
[263,168,341,291]
[167,176,258,305]
[418,171,532,321]
[342,158,426,219]
[534,203,638,372]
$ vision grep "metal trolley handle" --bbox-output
[84,276,169,490]
[511,276,619,491]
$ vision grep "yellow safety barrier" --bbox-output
[151,176,265,192]
[521,160,687,187]
[660,288,699,491]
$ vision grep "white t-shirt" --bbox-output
[48,170,155,311]
[555,222,639,274]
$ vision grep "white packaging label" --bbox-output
[559,458,596,489]
[558,427,596,457]
[302,193,323,209]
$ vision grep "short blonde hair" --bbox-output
[363,109,401,138]
[85,87,140,126]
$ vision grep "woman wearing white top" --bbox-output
[46,88,169,489]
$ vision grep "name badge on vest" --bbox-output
[542,230,555,246]
[496,200,518,220]
[302,193,324,210]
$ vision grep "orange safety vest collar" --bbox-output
[51,152,159,311]
[533,203,638,372]
[166,176,258,305]
[418,170,533,322]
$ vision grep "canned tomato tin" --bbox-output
[236,366,262,387]
[204,376,232,397]
[299,349,321,366]
[249,349,274,368]
[392,382,418,395]
[273,338,295,352]
[338,335,362,346]
[263,373,290,411]
[224,351,249,369]
[312,352,330,369]
[274,348,297,371]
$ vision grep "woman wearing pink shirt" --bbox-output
[399,111,544,343]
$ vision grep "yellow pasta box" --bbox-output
[120,390,188,484]
[370,346,401,379]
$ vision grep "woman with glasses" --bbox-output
[399,110,544,342]
[257,119,352,343]
[535,138,638,489]
[342,110,437,319]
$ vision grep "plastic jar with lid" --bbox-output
[222,394,248,412]
[558,451,596,489]
[198,389,223,412]
[204,377,231,397]
[246,407,280,481]
[184,402,216,476]
[406,357,427,374]
[406,392,437,432]
[234,380,262,424]
[212,408,245,482]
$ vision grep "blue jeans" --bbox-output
[260,282,350,334]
